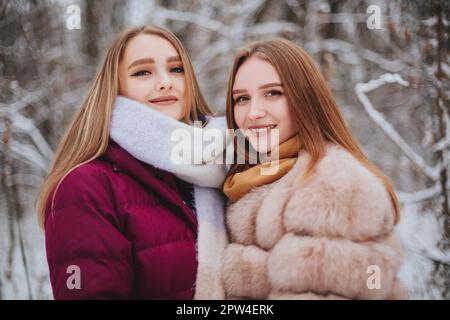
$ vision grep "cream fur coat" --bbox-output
[221,145,407,300]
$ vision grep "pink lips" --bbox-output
[149,95,178,105]
[246,124,277,138]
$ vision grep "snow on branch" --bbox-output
[397,184,442,204]
[421,248,450,266]
[0,85,53,167]
[244,21,301,36]
[154,6,232,37]
[9,112,53,163]
[318,13,368,24]
[154,3,299,40]
[227,0,264,16]
[0,87,47,114]
[432,99,450,153]
[355,73,440,181]
[1,140,49,173]
[194,38,231,72]
[305,39,407,72]
[6,173,43,188]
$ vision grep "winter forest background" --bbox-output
[0,0,449,299]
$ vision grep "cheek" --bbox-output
[174,77,186,97]
[125,79,152,100]
[270,100,295,138]
[280,107,296,138]
[233,107,247,129]
[118,75,127,96]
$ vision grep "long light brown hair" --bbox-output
[36,25,213,226]
[225,38,400,224]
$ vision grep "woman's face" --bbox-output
[119,34,185,120]
[232,57,297,153]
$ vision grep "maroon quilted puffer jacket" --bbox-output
[44,140,198,299]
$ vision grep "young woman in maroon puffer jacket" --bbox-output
[37,26,226,299]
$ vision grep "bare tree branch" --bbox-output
[356,73,440,181]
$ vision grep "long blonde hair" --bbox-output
[225,38,400,224]
[36,25,212,227]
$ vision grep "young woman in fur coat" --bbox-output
[218,38,407,300]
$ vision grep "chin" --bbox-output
[248,138,273,155]
[153,106,183,120]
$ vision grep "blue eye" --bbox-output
[171,67,184,73]
[132,70,151,77]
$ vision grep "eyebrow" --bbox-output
[232,82,283,94]
[167,56,181,63]
[127,56,181,70]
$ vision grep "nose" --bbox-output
[156,72,173,91]
[247,99,266,120]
